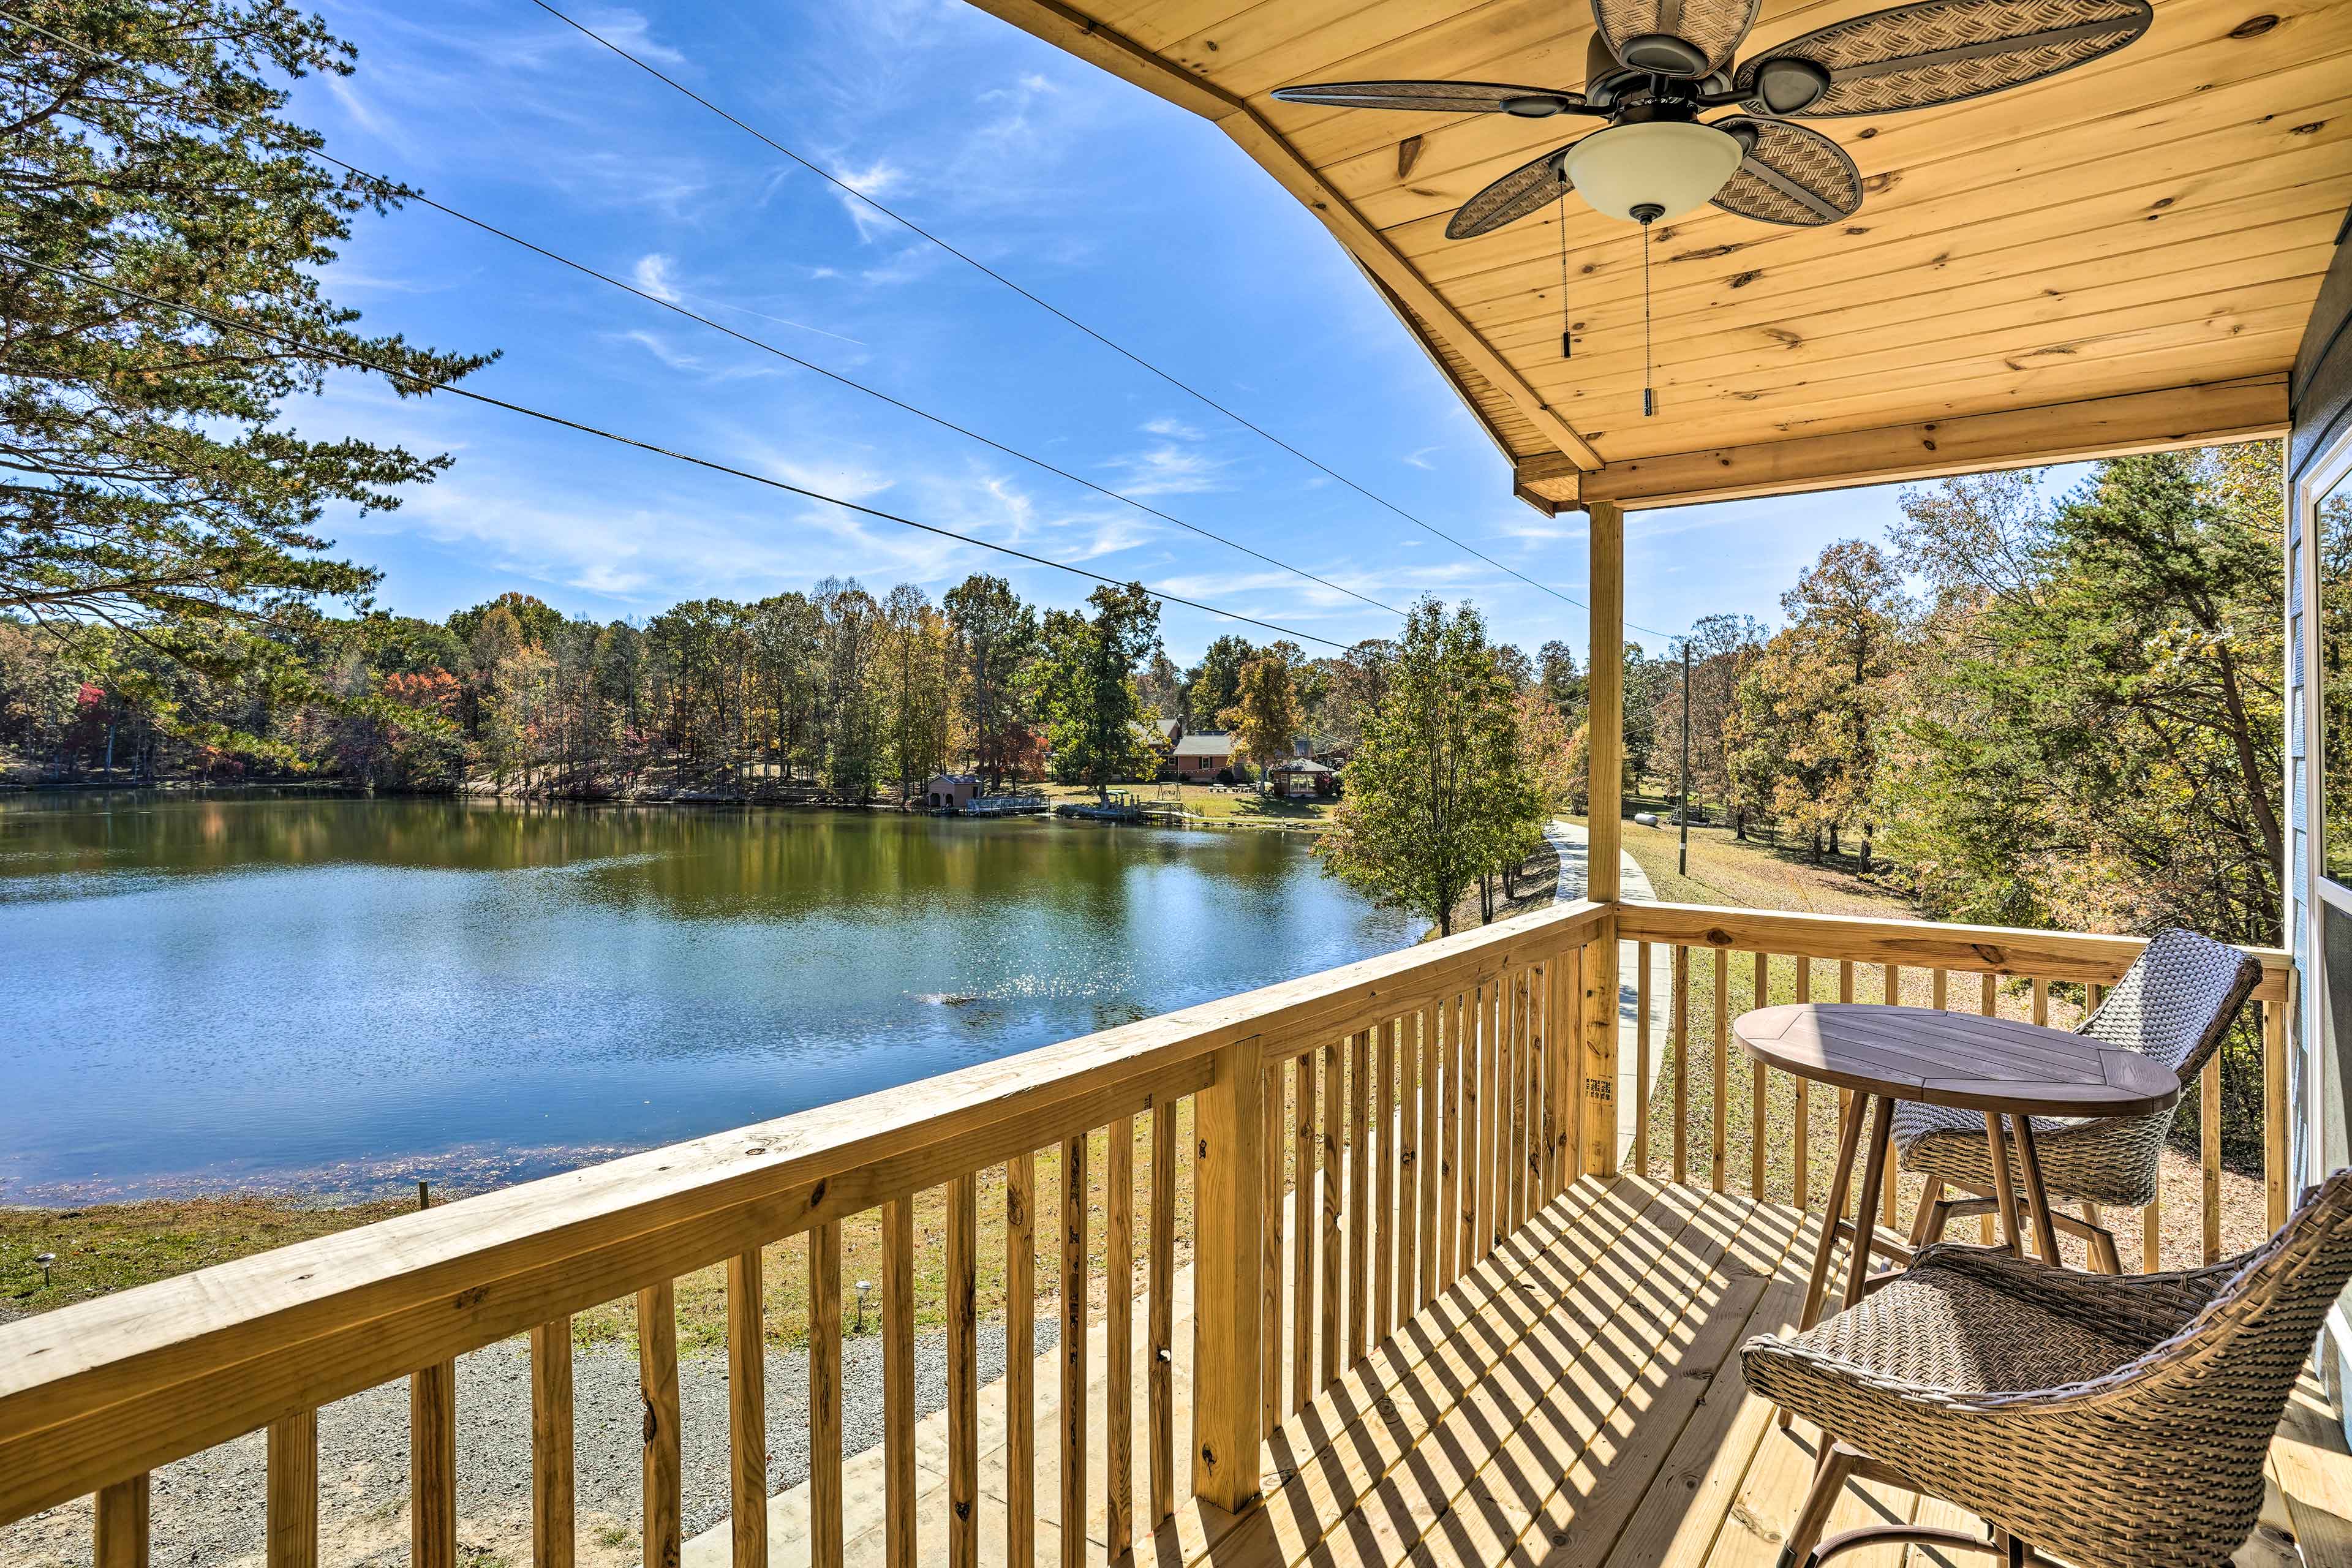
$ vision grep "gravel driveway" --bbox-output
[2,1319,1057,1568]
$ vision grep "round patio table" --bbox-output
[1733,1001,2182,1335]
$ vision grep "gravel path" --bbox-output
[2,1319,1058,1568]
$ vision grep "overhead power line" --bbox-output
[4,249,1358,651]
[0,2,1397,624]
[524,0,1668,633]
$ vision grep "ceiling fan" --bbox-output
[1273,0,2152,412]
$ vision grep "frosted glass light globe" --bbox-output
[1565,121,1744,223]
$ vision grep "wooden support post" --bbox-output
[1005,1162,1034,1568]
[948,1176,979,1568]
[1107,1116,1135,1561]
[2202,1057,2223,1265]
[809,1224,842,1568]
[267,1411,317,1568]
[95,1474,148,1568]
[726,1253,766,1568]
[638,1283,680,1568]
[412,1359,458,1568]
[882,1196,917,1568]
[530,1321,575,1568]
[1581,498,1624,1179]
[1150,1104,1178,1523]
[1060,1136,1088,1568]
[2265,995,2290,1232]
[1193,1034,1264,1515]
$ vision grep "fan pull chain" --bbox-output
[1634,205,1660,418]
[1558,194,1572,360]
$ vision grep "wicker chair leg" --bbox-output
[2082,1205,2123,1273]
[1777,1442,1863,1568]
[1909,1177,1947,1250]
[1809,1525,2024,1566]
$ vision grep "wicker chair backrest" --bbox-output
[2077,926,2261,1084]
[2076,1167,2352,1423]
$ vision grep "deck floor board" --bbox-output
[684,1178,2352,1568]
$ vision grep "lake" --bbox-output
[0,792,1418,1202]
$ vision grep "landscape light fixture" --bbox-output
[34,1253,55,1287]
[854,1278,873,1332]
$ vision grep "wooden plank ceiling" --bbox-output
[965,0,2346,510]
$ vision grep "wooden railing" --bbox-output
[0,896,1618,1568]
[0,898,2299,1567]
[1613,903,2297,1267]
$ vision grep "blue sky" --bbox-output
[287,0,2034,665]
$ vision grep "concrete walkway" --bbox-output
[1544,820,1668,1170]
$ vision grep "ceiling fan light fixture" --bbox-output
[1564,120,1744,224]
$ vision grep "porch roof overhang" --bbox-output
[965,0,2342,512]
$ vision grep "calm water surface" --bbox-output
[0,792,1417,1201]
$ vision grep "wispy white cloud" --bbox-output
[632,254,680,302]
[1403,445,1441,470]
[1142,417,1205,440]
[1103,443,1226,498]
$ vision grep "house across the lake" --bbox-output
[921,774,978,811]
[1170,731,1234,782]
[1267,757,1333,800]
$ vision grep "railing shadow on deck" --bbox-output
[0,897,2294,1568]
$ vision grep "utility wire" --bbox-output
[525,0,1665,630]
[4,247,1357,651]
[0,2,1398,622]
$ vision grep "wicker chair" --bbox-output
[1896,927,2261,1270]
[1742,1167,2352,1567]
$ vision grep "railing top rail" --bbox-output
[0,897,1608,1525]
[1616,901,2291,1003]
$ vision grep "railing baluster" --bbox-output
[529,1322,575,1568]
[809,1223,842,1568]
[1793,955,1811,1211]
[1397,1011,1422,1321]
[1107,1117,1134,1562]
[2031,975,2049,1027]
[2265,997,2290,1232]
[1419,1004,1442,1302]
[1060,1133,1088,1568]
[947,1175,978,1568]
[1981,970,2000,1245]
[1634,941,1653,1176]
[1191,1039,1264,1515]
[94,1475,148,1568]
[725,1252,766,1568]
[1712,945,1730,1194]
[1479,985,1502,1255]
[1883,964,1904,1228]
[1454,992,1476,1284]
[1291,1049,1316,1413]
[413,1357,458,1568]
[1752,952,1770,1199]
[637,1283,679,1568]
[1005,1157,1035,1568]
[1374,1020,1397,1345]
[1347,1028,1370,1365]
[1672,945,1691,1185]
[1840,960,1855,1005]
[1527,968,1547,1209]
[1319,1036,1343,1389]
[882,1196,916,1568]
[266,1411,317,1568]
[1258,1069,1282,1438]
[2201,1058,2222,1265]
[1932,968,1947,1012]
[1150,1104,1177,1525]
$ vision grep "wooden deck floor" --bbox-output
[688,1177,2352,1568]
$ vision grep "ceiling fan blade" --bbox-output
[1270,80,1585,116]
[1708,118,1863,225]
[1591,0,1763,74]
[1446,145,1574,239]
[1732,0,2150,118]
